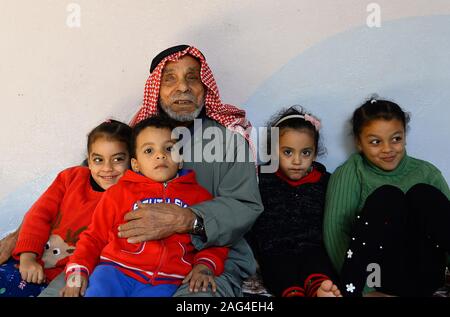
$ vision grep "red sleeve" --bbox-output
[194,246,229,276]
[66,190,119,276]
[13,170,68,259]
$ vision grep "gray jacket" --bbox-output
[182,117,263,288]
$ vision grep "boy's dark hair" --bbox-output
[87,119,132,155]
[266,105,324,156]
[351,95,410,137]
[131,116,179,158]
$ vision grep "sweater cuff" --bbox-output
[12,239,46,259]
[194,257,218,276]
[65,264,90,281]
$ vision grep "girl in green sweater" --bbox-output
[324,97,450,297]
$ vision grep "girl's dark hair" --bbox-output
[351,96,410,137]
[266,105,324,156]
[87,120,132,155]
[131,115,179,158]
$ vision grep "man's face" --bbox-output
[159,55,205,122]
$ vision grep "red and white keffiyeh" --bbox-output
[130,46,253,146]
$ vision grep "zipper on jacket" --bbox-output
[162,173,179,201]
[162,182,168,200]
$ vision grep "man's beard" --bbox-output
[159,99,204,122]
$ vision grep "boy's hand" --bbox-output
[19,252,46,284]
[60,273,88,297]
[182,263,216,293]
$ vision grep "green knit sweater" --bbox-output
[324,153,450,277]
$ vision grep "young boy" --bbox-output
[61,116,228,297]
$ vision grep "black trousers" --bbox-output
[258,245,337,296]
[341,184,450,297]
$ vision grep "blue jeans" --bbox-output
[85,264,178,297]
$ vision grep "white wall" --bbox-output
[1,0,450,235]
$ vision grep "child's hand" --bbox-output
[60,273,88,297]
[19,252,46,284]
[182,263,217,293]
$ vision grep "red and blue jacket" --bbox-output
[66,169,228,285]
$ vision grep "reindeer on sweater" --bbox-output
[41,212,87,269]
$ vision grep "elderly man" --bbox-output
[123,45,263,297]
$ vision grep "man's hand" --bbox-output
[60,273,88,297]
[182,263,217,293]
[0,230,19,264]
[117,201,195,243]
[19,252,46,284]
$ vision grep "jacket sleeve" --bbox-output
[323,163,361,274]
[194,246,229,276]
[189,134,264,249]
[66,192,118,276]
[13,170,68,259]
[189,187,230,276]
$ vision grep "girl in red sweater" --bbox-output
[0,120,131,297]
